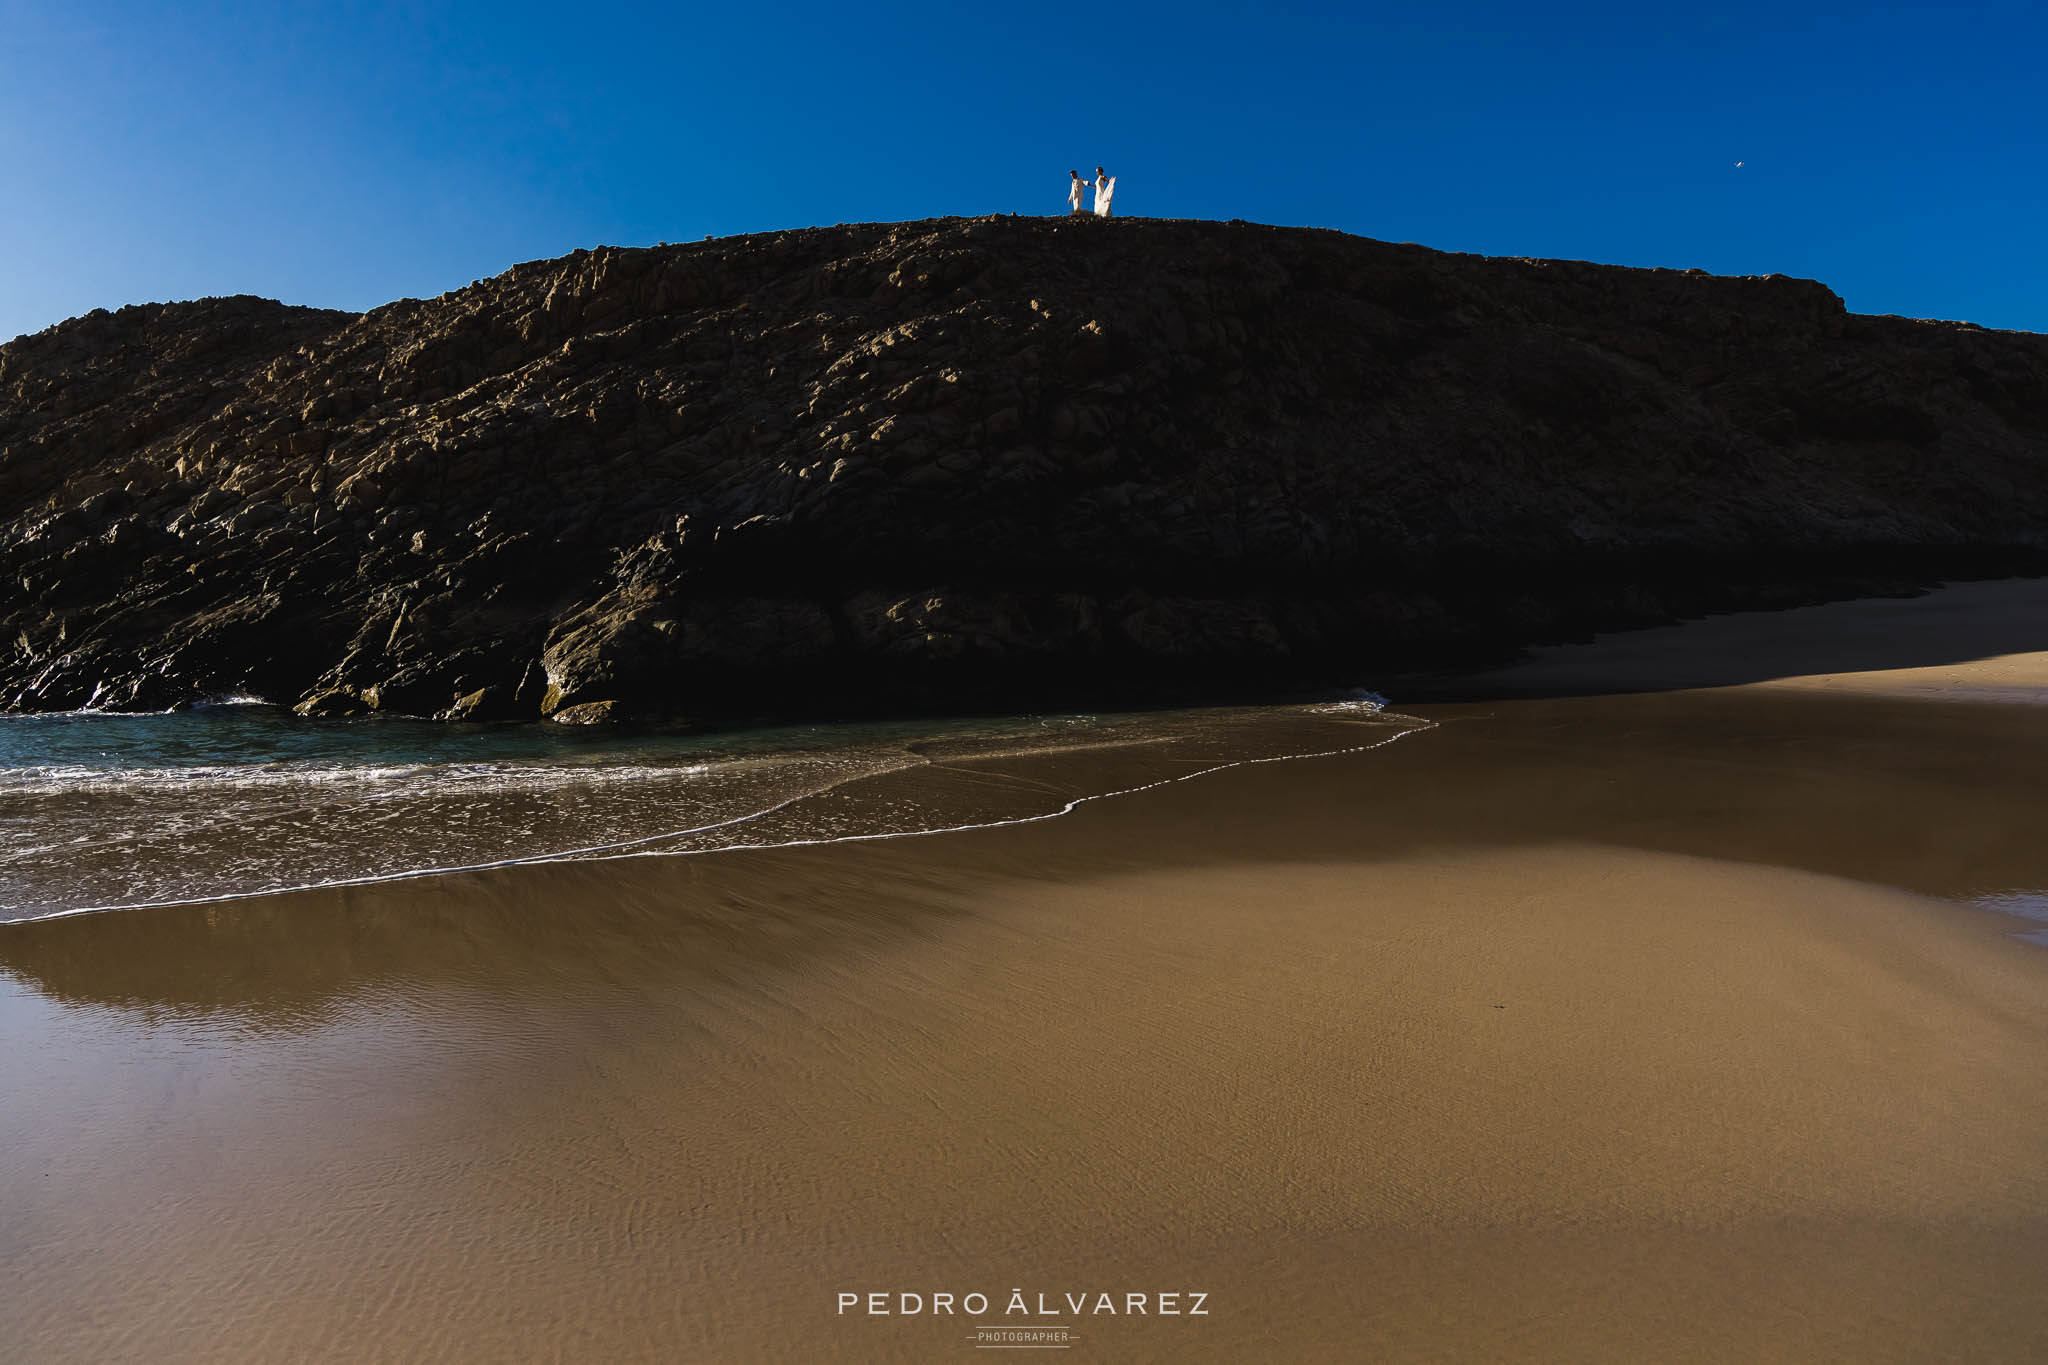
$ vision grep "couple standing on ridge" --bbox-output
[1067,167,1116,217]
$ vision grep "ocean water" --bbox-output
[1973,891,2048,948]
[0,697,1424,921]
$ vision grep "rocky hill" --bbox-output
[4,216,2046,722]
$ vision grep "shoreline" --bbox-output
[6,582,2048,1361]
[0,701,1433,927]
[13,575,2048,929]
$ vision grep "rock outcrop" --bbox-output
[4,216,2046,721]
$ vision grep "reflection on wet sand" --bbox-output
[6,684,2048,1362]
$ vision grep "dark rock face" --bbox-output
[4,217,2047,722]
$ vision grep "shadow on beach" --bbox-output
[1401,577,2048,700]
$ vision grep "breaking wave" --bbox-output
[0,698,1430,922]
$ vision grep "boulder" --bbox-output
[549,699,620,725]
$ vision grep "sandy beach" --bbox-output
[6,581,2048,1362]
[1429,575,2048,705]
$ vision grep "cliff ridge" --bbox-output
[4,215,2045,721]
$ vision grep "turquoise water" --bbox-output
[0,698,1417,921]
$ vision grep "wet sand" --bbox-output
[6,583,2048,1362]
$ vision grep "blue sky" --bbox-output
[4,0,2044,341]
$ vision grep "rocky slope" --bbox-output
[4,216,2046,722]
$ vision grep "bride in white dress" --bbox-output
[1093,167,1116,217]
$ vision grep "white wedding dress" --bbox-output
[1094,176,1116,217]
